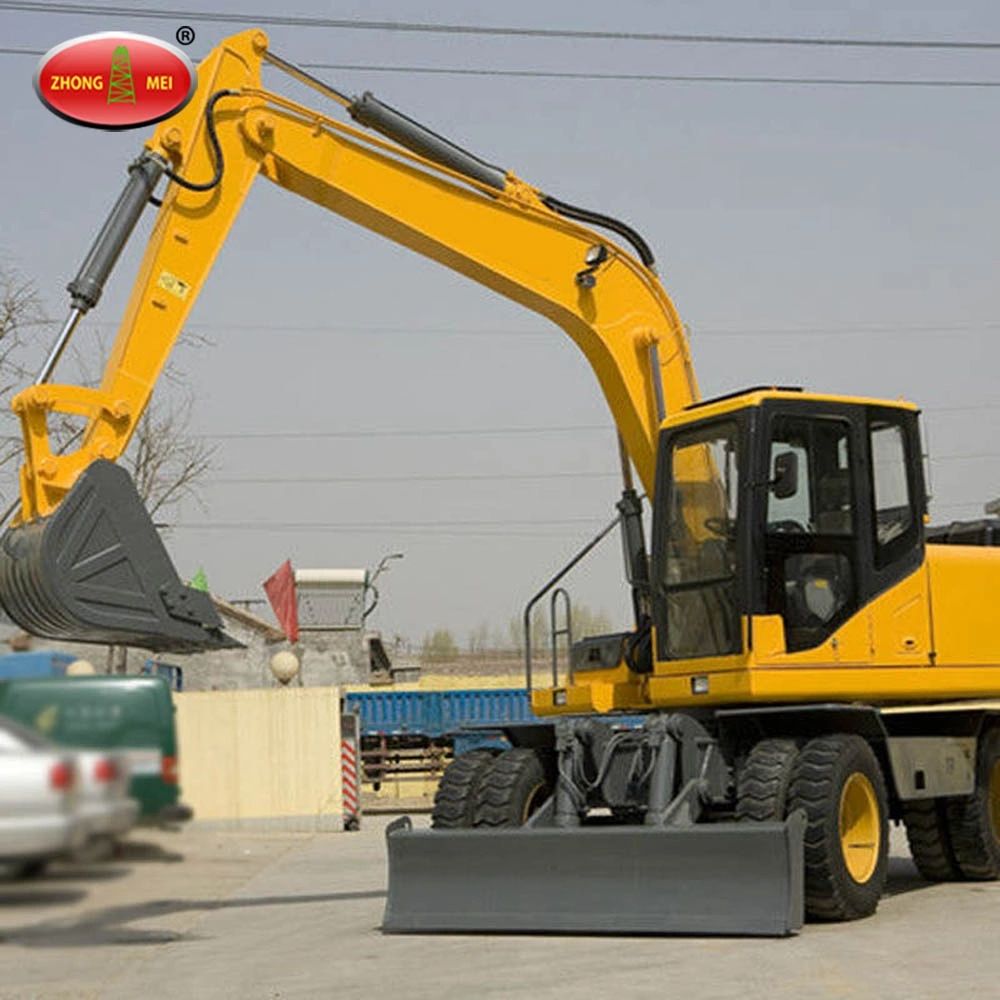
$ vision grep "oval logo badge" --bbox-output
[34,32,196,130]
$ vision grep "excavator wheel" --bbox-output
[736,738,799,822]
[430,749,498,829]
[787,733,889,921]
[902,800,962,881]
[474,748,552,827]
[943,726,1000,880]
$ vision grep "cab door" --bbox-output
[862,408,931,663]
[757,406,868,658]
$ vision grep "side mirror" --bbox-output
[771,451,799,500]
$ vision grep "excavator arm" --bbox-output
[0,29,701,652]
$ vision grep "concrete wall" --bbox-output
[161,630,371,692]
[175,687,344,831]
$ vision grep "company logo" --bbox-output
[34,31,197,130]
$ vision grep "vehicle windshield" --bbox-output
[658,421,742,659]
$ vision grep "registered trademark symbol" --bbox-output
[176,25,195,46]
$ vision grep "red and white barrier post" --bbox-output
[340,712,361,831]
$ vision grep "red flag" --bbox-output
[263,559,299,642]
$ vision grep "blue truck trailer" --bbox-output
[344,687,643,792]
[0,650,76,679]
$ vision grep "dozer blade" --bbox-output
[0,460,241,653]
[383,812,805,937]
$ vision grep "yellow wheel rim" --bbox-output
[521,782,545,824]
[839,772,880,884]
[988,761,1000,843]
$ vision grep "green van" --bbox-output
[0,675,192,824]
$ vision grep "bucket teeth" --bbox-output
[0,461,241,653]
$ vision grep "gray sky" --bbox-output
[1,0,999,646]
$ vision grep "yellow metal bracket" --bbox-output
[12,384,132,520]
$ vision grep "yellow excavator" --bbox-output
[6,29,1000,935]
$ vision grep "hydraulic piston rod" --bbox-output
[36,152,166,384]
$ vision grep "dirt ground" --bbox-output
[0,817,997,999]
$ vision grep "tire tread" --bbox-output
[736,738,798,822]
[474,748,548,827]
[431,749,496,829]
[787,734,888,922]
[902,800,961,881]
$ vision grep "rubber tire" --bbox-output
[736,738,799,822]
[943,726,1000,879]
[902,800,962,881]
[431,749,497,829]
[474,748,552,827]
[788,734,889,921]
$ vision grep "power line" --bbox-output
[66,318,1000,339]
[4,46,1000,88]
[208,471,617,485]
[166,524,595,539]
[166,516,607,535]
[206,424,613,441]
[205,453,1000,484]
[693,323,1000,337]
[291,65,1000,89]
[201,419,1000,442]
[925,404,1000,414]
[3,3,1000,50]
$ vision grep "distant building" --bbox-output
[0,595,405,690]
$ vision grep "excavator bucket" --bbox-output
[383,812,805,937]
[0,461,241,653]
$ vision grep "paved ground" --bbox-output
[0,817,998,999]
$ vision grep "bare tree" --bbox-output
[0,264,215,521]
[124,391,215,518]
[0,270,46,476]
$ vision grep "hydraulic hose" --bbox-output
[164,89,241,192]
[542,194,656,268]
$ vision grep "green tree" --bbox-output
[467,621,491,654]
[572,604,614,639]
[506,602,614,653]
[421,628,458,663]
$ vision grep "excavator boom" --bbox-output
[0,29,699,652]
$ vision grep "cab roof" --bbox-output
[661,385,919,430]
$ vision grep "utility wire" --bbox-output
[206,425,613,441]
[4,46,1000,88]
[291,64,1000,89]
[203,454,1000,484]
[2,3,1000,50]
[62,319,1000,338]
[166,516,606,530]
[207,471,618,485]
[201,417,1000,441]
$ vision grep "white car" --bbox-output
[72,747,139,856]
[0,717,138,870]
[0,717,86,877]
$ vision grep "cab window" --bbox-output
[870,418,913,567]
[659,421,742,660]
[763,415,857,652]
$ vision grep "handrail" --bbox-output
[549,587,573,687]
[523,511,621,692]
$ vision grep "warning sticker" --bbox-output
[157,270,190,300]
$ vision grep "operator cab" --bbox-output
[651,387,926,661]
